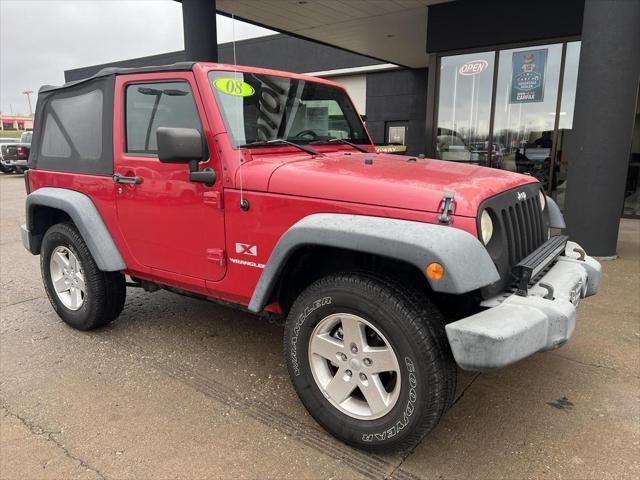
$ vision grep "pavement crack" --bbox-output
[113,338,391,480]
[1,295,46,308]
[548,352,631,375]
[387,449,422,480]
[1,400,107,480]
[387,374,482,479]
[451,372,481,408]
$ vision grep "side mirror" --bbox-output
[157,127,216,187]
[156,127,204,163]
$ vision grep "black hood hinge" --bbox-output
[438,191,455,224]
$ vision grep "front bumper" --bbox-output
[445,240,601,371]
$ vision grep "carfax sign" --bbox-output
[510,49,547,103]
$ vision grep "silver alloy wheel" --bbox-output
[308,313,401,420]
[49,246,86,311]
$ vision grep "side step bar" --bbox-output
[512,235,568,297]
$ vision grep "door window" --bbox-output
[435,52,495,164]
[125,81,202,155]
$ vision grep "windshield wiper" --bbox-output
[310,138,369,153]
[238,139,321,156]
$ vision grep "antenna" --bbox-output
[232,14,248,211]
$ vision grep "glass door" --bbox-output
[435,51,495,165]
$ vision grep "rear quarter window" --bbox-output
[30,75,114,176]
[40,90,103,160]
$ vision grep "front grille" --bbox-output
[479,183,549,297]
[500,195,546,265]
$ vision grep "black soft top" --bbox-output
[39,62,196,94]
[31,62,196,176]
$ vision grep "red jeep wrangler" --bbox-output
[21,62,601,451]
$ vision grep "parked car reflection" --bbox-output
[436,128,504,168]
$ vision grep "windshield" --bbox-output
[20,132,32,143]
[208,71,369,148]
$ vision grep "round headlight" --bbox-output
[538,190,546,210]
[480,210,493,245]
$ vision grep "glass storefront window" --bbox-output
[435,52,495,164]
[552,41,581,209]
[492,44,563,188]
[623,84,640,217]
[435,41,584,213]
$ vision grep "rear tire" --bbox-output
[41,222,126,330]
[283,272,456,452]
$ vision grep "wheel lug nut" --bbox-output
[339,353,347,362]
[363,358,372,366]
[360,373,367,381]
[345,369,352,377]
[350,344,358,354]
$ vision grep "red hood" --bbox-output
[241,151,538,217]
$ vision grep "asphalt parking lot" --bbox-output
[1,173,639,479]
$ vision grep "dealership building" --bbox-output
[65,0,640,257]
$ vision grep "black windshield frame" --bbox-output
[208,71,371,149]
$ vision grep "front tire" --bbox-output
[284,272,456,452]
[41,222,126,330]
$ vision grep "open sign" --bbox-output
[458,60,489,76]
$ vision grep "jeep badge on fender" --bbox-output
[20,62,601,452]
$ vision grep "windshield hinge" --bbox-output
[438,191,455,225]
[203,191,223,210]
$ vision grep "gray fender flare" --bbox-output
[25,187,126,272]
[545,195,565,229]
[248,213,499,312]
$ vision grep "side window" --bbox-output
[40,89,103,160]
[125,81,202,155]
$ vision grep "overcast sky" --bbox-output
[0,0,275,116]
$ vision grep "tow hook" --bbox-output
[438,191,455,224]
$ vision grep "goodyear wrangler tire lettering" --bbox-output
[289,296,332,377]
[213,77,255,97]
[283,273,456,452]
[362,357,417,442]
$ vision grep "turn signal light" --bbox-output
[426,262,445,281]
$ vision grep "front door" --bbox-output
[113,72,226,283]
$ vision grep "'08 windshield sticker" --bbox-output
[213,77,255,97]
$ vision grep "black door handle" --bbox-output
[113,174,142,185]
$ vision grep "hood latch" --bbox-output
[438,191,455,224]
